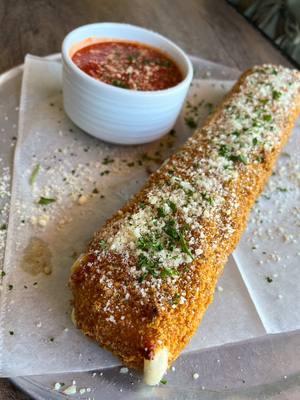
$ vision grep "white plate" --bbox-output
[1,55,299,399]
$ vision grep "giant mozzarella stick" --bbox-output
[70,65,300,385]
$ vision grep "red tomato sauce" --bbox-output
[72,41,183,91]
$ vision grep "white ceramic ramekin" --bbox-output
[62,23,193,145]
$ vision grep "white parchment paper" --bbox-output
[234,117,300,333]
[0,55,298,377]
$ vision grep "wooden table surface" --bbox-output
[0,0,292,398]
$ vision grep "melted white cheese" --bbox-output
[144,347,168,385]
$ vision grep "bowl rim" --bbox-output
[61,22,193,97]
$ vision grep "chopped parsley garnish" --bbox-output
[137,254,160,279]
[184,116,197,129]
[102,157,114,165]
[218,144,230,157]
[256,155,265,163]
[157,207,166,218]
[201,193,214,205]
[219,146,247,164]
[167,200,177,213]
[179,235,193,259]
[160,379,167,385]
[99,240,107,250]
[272,90,282,100]
[229,154,248,165]
[38,197,56,205]
[0,224,7,230]
[277,187,288,192]
[157,59,172,68]
[266,276,273,283]
[172,293,180,304]
[141,153,152,162]
[163,219,180,241]
[8,284,13,290]
[9,331,14,336]
[185,189,194,198]
[161,267,178,279]
[260,98,268,105]
[136,217,194,280]
[252,138,258,145]
[262,194,271,200]
[137,234,163,252]
[163,219,193,259]
[205,102,214,113]
[263,114,272,122]
[29,164,40,185]
[1,271,6,277]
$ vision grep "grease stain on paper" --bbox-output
[22,237,52,276]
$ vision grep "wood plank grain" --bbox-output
[0,0,291,74]
[0,0,292,398]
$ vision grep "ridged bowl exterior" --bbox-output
[62,23,193,145]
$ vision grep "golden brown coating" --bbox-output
[70,65,300,372]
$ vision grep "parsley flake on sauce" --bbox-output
[112,80,130,89]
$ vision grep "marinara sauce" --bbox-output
[72,41,183,91]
